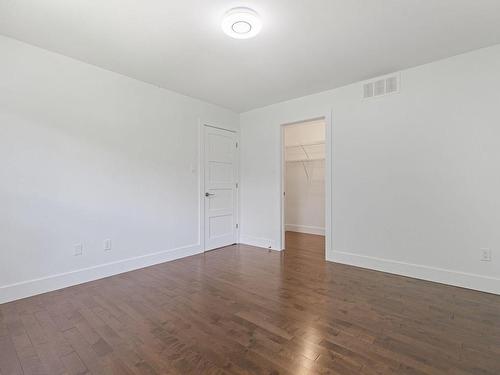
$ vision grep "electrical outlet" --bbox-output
[104,239,112,251]
[74,243,83,256]
[480,248,492,262]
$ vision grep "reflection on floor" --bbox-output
[1,231,499,374]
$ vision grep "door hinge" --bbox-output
[236,182,239,189]
[236,223,239,229]
[236,141,238,148]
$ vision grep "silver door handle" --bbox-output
[205,192,215,197]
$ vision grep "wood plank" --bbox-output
[0,232,499,374]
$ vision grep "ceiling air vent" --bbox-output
[363,82,374,98]
[363,74,400,99]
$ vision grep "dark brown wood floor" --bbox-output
[1,232,500,375]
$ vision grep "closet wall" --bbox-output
[284,121,326,235]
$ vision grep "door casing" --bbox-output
[280,112,332,256]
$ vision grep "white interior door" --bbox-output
[204,125,238,251]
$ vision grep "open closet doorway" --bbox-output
[281,119,326,256]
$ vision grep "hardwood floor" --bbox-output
[1,232,499,374]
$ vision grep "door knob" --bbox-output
[205,192,215,197]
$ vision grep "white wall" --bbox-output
[0,36,238,303]
[240,44,500,295]
[285,160,325,235]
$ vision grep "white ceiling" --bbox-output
[1,1,500,112]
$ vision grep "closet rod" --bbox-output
[286,158,325,163]
[285,141,325,148]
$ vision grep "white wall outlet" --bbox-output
[480,248,492,262]
[74,243,83,256]
[104,239,112,251]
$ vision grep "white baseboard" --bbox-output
[328,250,500,295]
[239,235,281,251]
[6,244,496,305]
[285,224,325,236]
[0,244,202,304]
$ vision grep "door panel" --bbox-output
[208,162,233,183]
[204,126,237,251]
[208,188,233,210]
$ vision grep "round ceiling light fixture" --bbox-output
[221,7,262,39]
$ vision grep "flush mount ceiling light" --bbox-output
[221,7,262,39]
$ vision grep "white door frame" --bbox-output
[280,112,332,257]
[198,120,240,252]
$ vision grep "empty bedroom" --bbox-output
[1,1,500,374]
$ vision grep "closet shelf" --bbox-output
[286,157,324,162]
[285,141,325,148]
[285,141,325,162]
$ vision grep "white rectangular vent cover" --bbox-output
[363,74,400,99]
